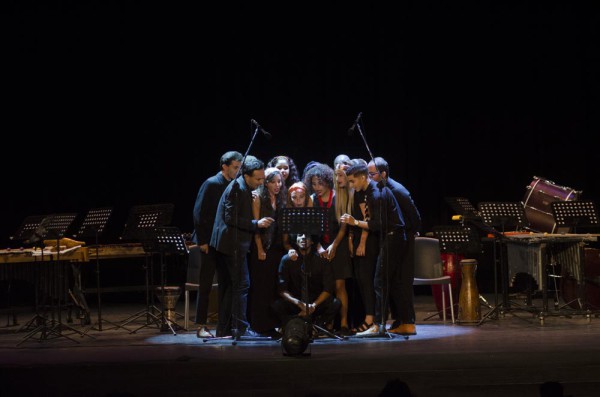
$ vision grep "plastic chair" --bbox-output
[413,236,455,324]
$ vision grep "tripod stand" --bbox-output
[137,226,187,335]
[18,213,94,345]
[279,208,344,356]
[11,215,51,332]
[76,207,128,333]
[477,202,534,325]
[119,204,174,332]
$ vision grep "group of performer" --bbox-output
[191,151,421,339]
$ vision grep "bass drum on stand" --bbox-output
[522,176,580,234]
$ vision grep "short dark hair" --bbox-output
[220,151,243,167]
[345,162,368,178]
[372,156,389,175]
[242,155,264,176]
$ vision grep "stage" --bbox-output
[1,293,599,397]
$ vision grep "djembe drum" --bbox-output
[155,286,181,322]
[458,259,481,324]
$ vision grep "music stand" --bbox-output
[551,201,599,312]
[431,225,484,321]
[551,201,599,234]
[445,197,480,220]
[9,215,49,331]
[133,226,187,335]
[120,204,174,332]
[76,208,127,333]
[476,202,532,325]
[18,213,93,345]
[10,215,47,246]
[280,207,344,350]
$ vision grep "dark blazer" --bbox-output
[210,175,258,256]
[192,172,229,246]
[385,177,422,235]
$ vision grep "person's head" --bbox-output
[295,233,314,251]
[301,161,320,184]
[267,155,300,188]
[378,378,412,397]
[539,381,564,397]
[333,154,351,169]
[367,157,389,184]
[335,162,351,189]
[220,151,243,181]
[242,156,265,190]
[345,162,369,192]
[334,162,354,221]
[303,163,334,199]
[263,167,283,197]
[287,182,311,208]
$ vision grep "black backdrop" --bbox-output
[3,2,599,246]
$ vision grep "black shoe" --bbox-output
[337,326,355,337]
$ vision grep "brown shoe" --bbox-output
[389,323,416,335]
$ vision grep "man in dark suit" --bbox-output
[191,150,243,338]
[210,155,274,338]
[368,157,421,336]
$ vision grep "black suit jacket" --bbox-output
[210,175,258,256]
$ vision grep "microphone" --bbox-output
[251,119,272,140]
[347,112,363,135]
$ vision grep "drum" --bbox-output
[522,176,580,233]
[458,259,481,323]
[155,286,181,322]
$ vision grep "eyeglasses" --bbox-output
[368,171,380,177]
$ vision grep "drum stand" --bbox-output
[476,202,536,325]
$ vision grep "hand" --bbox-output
[199,244,209,254]
[289,249,298,261]
[340,213,355,225]
[257,251,267,261]
[258,217,275,228]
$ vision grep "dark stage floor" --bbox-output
[1,293,600,397]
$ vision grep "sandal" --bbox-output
[351,321,373,333]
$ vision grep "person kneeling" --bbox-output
[272,233,340,336]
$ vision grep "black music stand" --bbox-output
[120,204,174,332]
[476,202,533,325]
[10,215,47,246]
[551,201,599,234]
[280,207,344,352]
[9,215,48,330]
[551,201,599,312]
[133,226,187,335]
[445,197,480,221]
[18,213,93,345]
[431,225,485,321]
[76,208,127,333]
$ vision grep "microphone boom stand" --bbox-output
[351,113,394,339]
